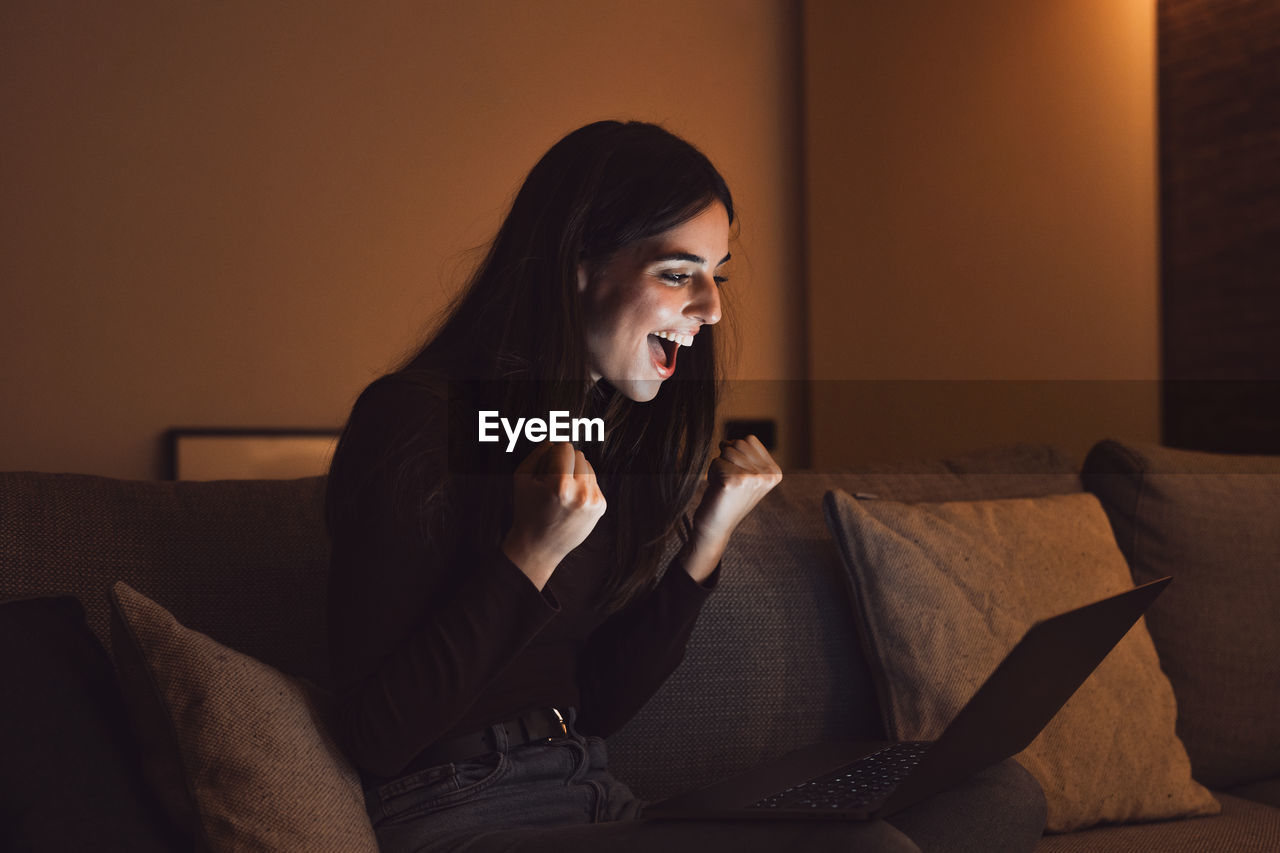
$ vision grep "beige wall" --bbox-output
[804,0,1160,467]
[2,1,1164,478]
[1,1,804,478]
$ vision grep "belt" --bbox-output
[405,707,571,772]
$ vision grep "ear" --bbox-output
[576,262,590,294]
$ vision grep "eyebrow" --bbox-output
[653,251,732,267]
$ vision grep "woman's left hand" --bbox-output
[683,435,782,581]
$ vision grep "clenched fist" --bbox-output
[684,435,783,582]
[502,442,607,590]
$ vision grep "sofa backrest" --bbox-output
[0,472,332,687]
[1,443,1082,801]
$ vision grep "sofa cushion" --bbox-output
[1033,793,1280,852]
[1230,777,1280,810]
[1082,440,1280,789]
[823,489,1218,832]
[109,582,377,852]
[606,444,1082,801]
[0,595,187,852]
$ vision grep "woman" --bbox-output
[326,120,1044,852]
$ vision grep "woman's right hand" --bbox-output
[502,442,607,591]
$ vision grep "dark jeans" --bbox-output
[364,713,1046,853]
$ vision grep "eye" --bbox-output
[713,275,729,286]
[660,272,691,284]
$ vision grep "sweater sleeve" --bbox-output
[325,374,559,778]
[574,555,720,737]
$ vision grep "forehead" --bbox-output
[632,203,731,260]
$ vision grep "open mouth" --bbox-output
[648,333,679,375]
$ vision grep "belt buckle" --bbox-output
[550,707,567,738]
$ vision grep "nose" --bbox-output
[687,273,722,326]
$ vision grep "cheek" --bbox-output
[617,289,672,329]
[594,302,640,340]
[585,277,671,344]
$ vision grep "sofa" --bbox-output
[2,439,1278,851]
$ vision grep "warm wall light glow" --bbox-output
[804,0,1159,466]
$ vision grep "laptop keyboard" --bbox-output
[746,741,933,812]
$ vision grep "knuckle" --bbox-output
[556,476,577,500]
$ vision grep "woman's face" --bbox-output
[579,202,730,402]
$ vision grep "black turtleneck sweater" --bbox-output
[326,372,717,780]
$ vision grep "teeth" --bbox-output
[654,330,694,347]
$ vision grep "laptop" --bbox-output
[644,576,1171,822]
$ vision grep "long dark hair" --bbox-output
[336,120,734,609]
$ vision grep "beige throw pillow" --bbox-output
[109,581,378,852]
[822,490,1219,832]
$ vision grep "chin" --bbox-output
[612,378,663,403]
